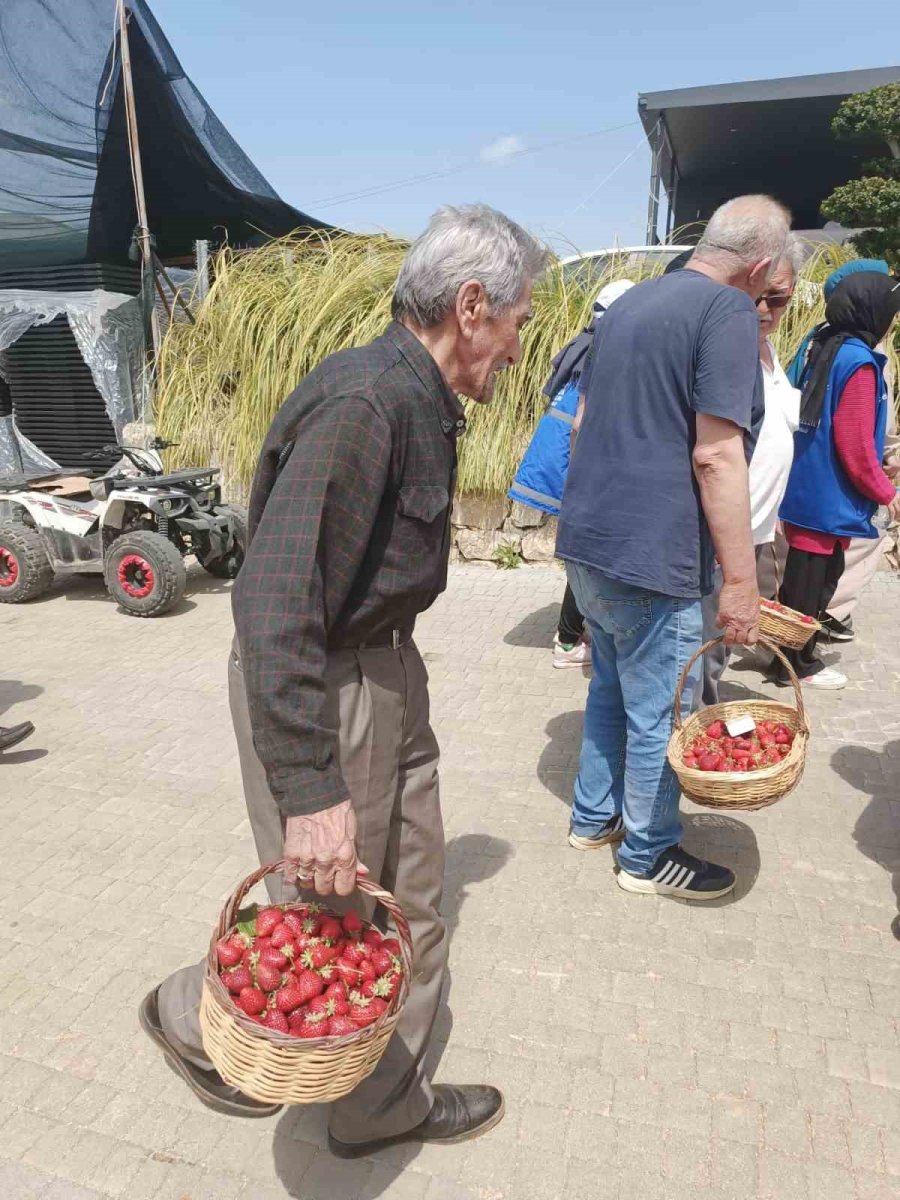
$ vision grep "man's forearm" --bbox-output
[694,448,756,584]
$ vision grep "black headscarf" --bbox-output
[799,271,900,429]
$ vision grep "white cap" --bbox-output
[593,279,635,313]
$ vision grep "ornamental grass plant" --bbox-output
[155,234,896,499]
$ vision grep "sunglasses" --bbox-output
[756,292,794,310]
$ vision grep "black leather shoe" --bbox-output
[138,988,281,1119]
[0,722,35,752]
[328,1084,505,1158]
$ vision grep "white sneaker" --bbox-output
[552,635,591,669]
[800,666,847,690]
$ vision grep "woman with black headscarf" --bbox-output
[775,271,900,689]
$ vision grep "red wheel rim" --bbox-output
[117,554,155,599]
[0,547,19,588]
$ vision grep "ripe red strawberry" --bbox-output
[349,998,378,1027]
[216,938,244,969]
[294,969,325,1004]
[258,945,290,969]
[256,907,284,938]
[221,966,254,993]
[342,910,363,936]
[381,938,401,958]
[289,1012,328,1039]
[270,924,296,951]
[261,1008,290,1033]
[362,929,383,948]
[368,998,388,1019]
[325,981,350,1015]
[282,910,306,937]
[359,959,377,984]
[370,947,394,976]
[343,941,368,967]
[276,983,307,1013]
[705,720,725,740]
[257,961,286,993]
[319,916,343,943]
[380,972,402,1002]
[300,915,322,937]
[236,986,267,1016]
[307,995,335,1019]
[328,1015,358,1037]
[333,958,363,987]
[301,943,336,971]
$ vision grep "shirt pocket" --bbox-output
[396,485,449,524]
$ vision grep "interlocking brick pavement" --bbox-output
[2,563,900,1199]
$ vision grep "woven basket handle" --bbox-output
[771,542,781,598]
[214,861,412,965]
[673,635,808,735]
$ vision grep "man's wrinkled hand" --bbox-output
[717,578,760,648]
[283,800,368,897]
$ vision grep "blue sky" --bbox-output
[152,0,898,253]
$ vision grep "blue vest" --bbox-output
[508,378,580,515]
[779,338,888,540]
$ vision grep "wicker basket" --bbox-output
[758,547,821,649]
[667,637,810,811]
[199,862,412,1105]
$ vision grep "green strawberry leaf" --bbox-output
[236,903,259,940]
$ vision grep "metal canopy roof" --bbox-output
[638,66,900,237]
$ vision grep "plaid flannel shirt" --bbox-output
[232,321,466,816]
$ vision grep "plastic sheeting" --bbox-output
[0,414,62,478]
[0,0,332,269]
[0,289,146,435]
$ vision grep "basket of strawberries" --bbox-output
[199,860,412,1105]
[758,597,821,650]
[667,637,809,811]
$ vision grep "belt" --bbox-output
[345,625,414,651]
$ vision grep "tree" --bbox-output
[820,83,900,272]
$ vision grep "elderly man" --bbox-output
[557,194,791,901]
[140,205,548,1157]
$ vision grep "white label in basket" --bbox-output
[725,715,757,737]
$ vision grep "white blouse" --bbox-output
[750,340,801,545]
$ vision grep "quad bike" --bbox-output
[0,439,247,617]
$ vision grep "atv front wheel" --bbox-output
[105,531,186,617]
[0,523,54,603]
[201,504,248,579]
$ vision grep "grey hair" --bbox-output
[693,194,792,272]
[392,204,550,327]
[775,232,806,278]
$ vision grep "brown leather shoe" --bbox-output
[328,1084,505,1158]
[139,987,281,1119]
[0,722,35,752]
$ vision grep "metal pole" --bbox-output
[194,239,210,302]
[117,1,160,357]
[645,119,662,246]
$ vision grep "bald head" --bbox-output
[689,194,792,299]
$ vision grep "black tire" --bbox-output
[201,504,248,579]
[0,522,54,603]
[104,531,186,617]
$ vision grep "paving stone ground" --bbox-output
[1,562,899,1200]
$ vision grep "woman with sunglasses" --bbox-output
[698,238,805,705]
[774,271,900,690]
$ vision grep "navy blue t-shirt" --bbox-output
[556,268,763,598]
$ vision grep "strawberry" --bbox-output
[362,929,383,948]
[370,947,394,977]
[683,754,698,769]
[256,961,286,993]
[705,720,725,740]
[380,972,402,1001]
[261,1008,290,1033]
[256,907,284,938]
[317,961,340,985]
[236,987,267,1016]
[328,1015,358,1037]
[319,916,343,943]
[359,959,377,984]
[300,915,322,938]
[282,910,307,938]
[293,969,325,1004]
[270,924,296,951]
[221,966,254,993]
[258,945,291,969]
[368,998,388,1019]
[301,943,336,971]
[343,941,368,966]
[349,998,378,1027]
[216,938,244,969]
[325,982,350,1015]
[290,1012,328,1039]
[342,910,363,936]
[276,983,308,1013]
[698,753,720,772]
[333,958,363,987]
[307,995,335,1019]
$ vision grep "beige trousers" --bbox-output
[757,531,887,625]
[157,639,448,1144]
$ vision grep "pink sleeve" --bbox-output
[833,366,896,506]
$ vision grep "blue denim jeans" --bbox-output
[566,561,703,875]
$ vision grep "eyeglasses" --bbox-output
[756,292,794,310]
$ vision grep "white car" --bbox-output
[559,244,692,288]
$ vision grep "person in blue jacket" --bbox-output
[509,279,634,667]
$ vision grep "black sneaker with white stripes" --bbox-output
[617,844,735,901]
[568,814,625,851]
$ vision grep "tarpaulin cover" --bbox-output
[0,288,146,460]
[0,0,332,270]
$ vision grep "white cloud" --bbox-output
[480,135,525,166]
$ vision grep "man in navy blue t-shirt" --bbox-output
[556,194,791,901]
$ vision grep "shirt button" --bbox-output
[455,419,466,432]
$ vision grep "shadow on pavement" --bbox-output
[0,678,43,715]
[831,741,900,938]
[270,832,512,1197]
[503,602,559,648]
[537,709,582,802]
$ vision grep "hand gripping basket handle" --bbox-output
[213,860,412,961]
[672,636,808,735]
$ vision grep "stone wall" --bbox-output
[450,495,559,566]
